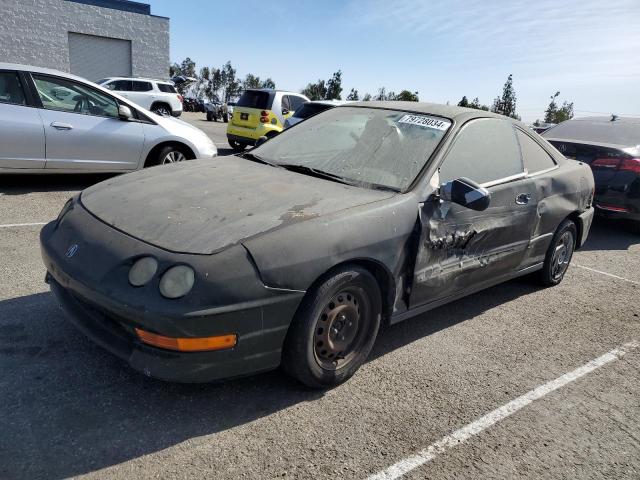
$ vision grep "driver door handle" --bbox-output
[515,193,531,205]
[51,122,73,130]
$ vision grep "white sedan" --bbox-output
[0,63,216,173]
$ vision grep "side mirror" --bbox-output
[255,136,269,147]
[118,105,133,121]
[440,177,490,211]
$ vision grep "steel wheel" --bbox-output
[161,150,186,164]
[551,230,574,281]
[313,288,371,371]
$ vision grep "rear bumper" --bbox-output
[577,207,595,248]
[227,123,281,143]
[593,174,640,221]
[171,109,182,118]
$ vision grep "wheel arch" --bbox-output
[150,101,172,112]
[144,141,196,167]
[566,210,584,249]
[302,258,396,325]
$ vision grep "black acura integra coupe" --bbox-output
[41,103,595,388]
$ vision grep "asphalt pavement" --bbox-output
[1,113,638,479]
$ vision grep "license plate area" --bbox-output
[240,112,249,120]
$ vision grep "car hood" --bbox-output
[80,157,395,255]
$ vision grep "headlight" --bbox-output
[159,265,195,299]
[129,257,158,287]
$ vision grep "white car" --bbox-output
[0,63,217,173]
[97,77,183,117]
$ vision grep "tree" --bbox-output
[301,80,327,100]
[395,90,419,101]
[242,73,262,90]
[458,96,469,107]
[362,93,372,101]
[325,70,343,100]
[346,88,359,101]
[544,91,574,124]
[491,74,518,119]
[169,62,181,78]
[220,61,241,102]
[262,78,276,89]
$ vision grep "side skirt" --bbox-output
[389,262,543,325]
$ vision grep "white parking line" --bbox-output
[0,222,48,229]
[367,341,639,480]
[574,264,639,286]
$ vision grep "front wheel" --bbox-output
[206,112,213,121]
[148,145,188,167]
[538,219,577,286]
[282,265,382,388]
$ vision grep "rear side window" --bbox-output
[237,90,273,109]
[516,129,556,173]
[0,72,26,106]
[439,118,523,185]
[294,103,333,119]
[132,81,152,92]
[157,83,177,93]
[290,95,307,111]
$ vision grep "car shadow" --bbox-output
[579,216,639,252]
[1,174,117,195]
[0,279,538,479]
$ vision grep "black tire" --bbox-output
[223,113,229,123]
[229,139,246,152]
[147,145,188,167]
[282,265,382,388]
[537,219,577,286]
[206,112,213,121]
[151,104,171,117]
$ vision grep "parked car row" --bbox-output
[97,76,184,117]
[0,63,217,173]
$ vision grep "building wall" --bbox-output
[1,0,169,79]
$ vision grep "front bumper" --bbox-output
[40,208,304,383]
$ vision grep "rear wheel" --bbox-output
[229,139,246,152]
[282,265,382,388]
[151,104,171,117]
[538,219,577,286]
[206,112,213,121]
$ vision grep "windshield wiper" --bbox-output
[277,164,356,186]
[241,152,278,167]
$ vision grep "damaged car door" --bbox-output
[410,118,538,307]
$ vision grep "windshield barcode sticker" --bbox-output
[398,114,451,131]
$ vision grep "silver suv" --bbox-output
[0,63,217,173]
[97,77,183,117]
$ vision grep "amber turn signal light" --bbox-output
[135,328,237,352]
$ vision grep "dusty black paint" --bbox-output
[40,103,596,383]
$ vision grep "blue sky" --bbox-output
[146,0,640,122]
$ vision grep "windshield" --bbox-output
[253,106,451,191]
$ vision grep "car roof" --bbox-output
[245,88,305,95]
[100,77,171,84]
[543,116,640,149]
[0,62,94,84]
[343,100,510,123]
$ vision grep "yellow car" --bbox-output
[227,89,309,151]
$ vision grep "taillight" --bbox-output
[620,158,640,174]
[591,158,620,169]
[592,157,640,173]
[260,110,269,123]
[177,94,183,103]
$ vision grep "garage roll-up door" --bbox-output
[68,32,132,81]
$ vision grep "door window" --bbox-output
[0,72,26,106]
[439,118,523,185]
[32,74,119,119]
[109,80,133,91]
[516,129,556,174]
